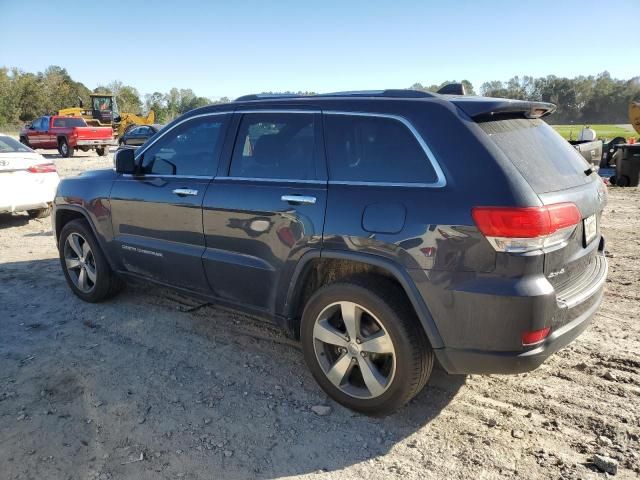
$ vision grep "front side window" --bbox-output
[140,115,228,176]
[229,112,316,180]
[324,114,437,184]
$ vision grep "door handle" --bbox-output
[281,194,317,205]
[172,188,199,196]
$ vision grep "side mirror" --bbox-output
[27,123,34,129]
[114,147,137,174]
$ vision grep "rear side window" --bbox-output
[230,112,316,180]
[478,118,591,193]
[324,114,438,184]
[140,115,228,176]
[53,117,86,128]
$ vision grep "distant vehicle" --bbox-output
[569,139,602,171]
[0,135,59,218]
[59,93,156,138]
[53,89,608,415]
[118,124,163,147]
[19,115,115,158]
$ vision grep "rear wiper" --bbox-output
[584,168,594,176]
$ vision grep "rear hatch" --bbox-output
[476,116,606,293]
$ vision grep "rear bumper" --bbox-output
[430,254,608,374]
[75,139,116,147]
[0,173,59,214]
[435,285,604,374]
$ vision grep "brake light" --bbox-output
[522,327,550,346]
[472,203,580,253]
[27,163,57,173]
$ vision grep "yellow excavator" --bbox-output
[59,93,155,138]
[630,101,640,137]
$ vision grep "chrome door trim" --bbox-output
[323,110,447,188]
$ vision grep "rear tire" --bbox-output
[19,136,30,148]
[27,207,51,219]
[300,277,433,416]
[58,138,74,158]
[617,175,630,187]
[96,147,107,156]
[58,219,123,302]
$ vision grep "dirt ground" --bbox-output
[1,149,639,480]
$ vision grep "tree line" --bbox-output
[0,65,229,127]
[411,72,640,124]
[1,65,638,128]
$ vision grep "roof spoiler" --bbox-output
[449,98,557,120]
[436,83,466,95]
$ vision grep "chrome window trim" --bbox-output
[120,173,214,180]
[235,109,319,114]
[323,111,447,188]
[134,111,230,161]
[215,176,325,185]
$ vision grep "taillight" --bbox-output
[522,327,550,346]
[27,163,57,173]
[472,203,581,253]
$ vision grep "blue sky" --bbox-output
[0,0,637,99]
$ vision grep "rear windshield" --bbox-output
[53,117,87,128]
[479,118,591,193]
[0,136,33,153]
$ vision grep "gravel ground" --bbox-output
[1,149,639,479]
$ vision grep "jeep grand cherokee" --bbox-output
[53,88,608,415]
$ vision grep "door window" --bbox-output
[139,115,228,176]
[229,112,316,180]
[324,114,437,183]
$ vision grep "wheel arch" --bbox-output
[283,250,444,349]
[54,206,117,271]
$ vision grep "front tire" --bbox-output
[27,207,51,219]
[58,219,122,302]
[58,138,74,158]
[300,278,433,416]
[96,146,107,156]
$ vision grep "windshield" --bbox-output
[92,96,113,112]
[478,118,592,194]
[0,136,33,153]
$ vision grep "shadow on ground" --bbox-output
[0,258,465,479]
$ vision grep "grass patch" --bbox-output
[552,124,637,141]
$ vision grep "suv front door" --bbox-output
[202,110,327,315]
[109,113,230,293]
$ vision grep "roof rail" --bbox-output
[233,89,437,102]
[234,93,302,102]
[315,89,435,99]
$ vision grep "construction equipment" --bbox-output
[630,101,640,136]
[59,93,155,138]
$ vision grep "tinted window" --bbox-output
[478,118,591,193]
[140,115,227,176]
[53,117,86,127]
[229,113,316,180]
[136,127,150,135]
[324,114,437,183]
[0,136,33,153]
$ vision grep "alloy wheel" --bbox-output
[63,232,97,293]
[312,301,396,399]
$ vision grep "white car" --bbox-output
[0,135,60,219]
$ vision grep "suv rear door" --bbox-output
[202,109,327,315]
[109,113,230,293]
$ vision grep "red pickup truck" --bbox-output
[20,115,115,158]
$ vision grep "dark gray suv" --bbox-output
[53,89,608,415]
